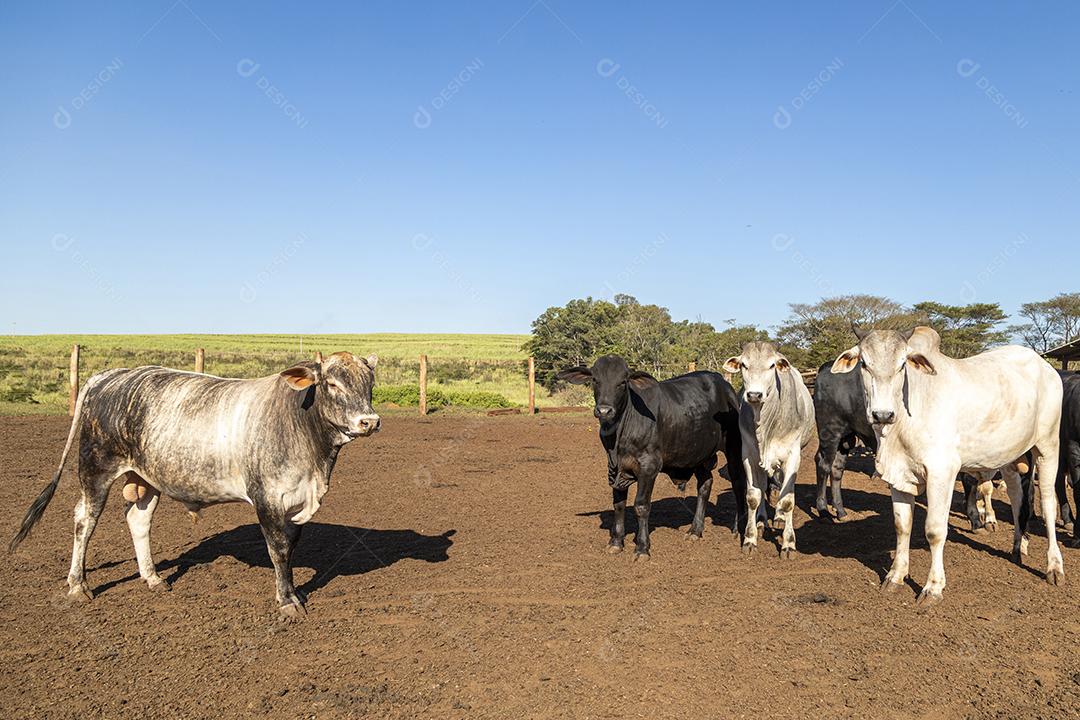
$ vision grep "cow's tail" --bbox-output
[9,376,94,552]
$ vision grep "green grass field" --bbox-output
[0,333,587,415]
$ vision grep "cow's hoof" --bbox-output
[685,530,702,541]
[741,542,756,557]
[834,509,848,521]
[780,548,796,560]
[633,552,650,563]
[66,584,94,603]
[1011,548,1024,564]
[915,589,942,608]
[1046,568,1065,586]
[985,521,998,533]
[146,577,170,593]
[880,576,906,594]
[607,544,624,555]
[1064,522,1075,534]
[278,602,307,620]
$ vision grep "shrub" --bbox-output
[373,384,514,410]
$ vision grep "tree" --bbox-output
[1011,293,1080,352]
[523,297,620,387]
[776,295,916,369]
[524,296,771,388]
[911,301,1008,357]
[612,300,678,375]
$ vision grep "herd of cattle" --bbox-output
[8,331,1080,616]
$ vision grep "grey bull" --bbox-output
[9,352,381,618]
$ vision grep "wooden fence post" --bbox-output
[528,357,536,415]
[195,348,205,373]
[69,344,80,416]
[688,361,696,372]
[419,354,428,416]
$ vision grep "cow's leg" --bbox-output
[124,483,167,592]
[1056,463,1074,533]
[609,486,628,553]
[918,470,956,607]
[1069,459,1080,547]
[687,467,713,539]
[1033,447,1065,585]
[777,450,800,559]
[741,456,765,555]
[882,488,913,593]
[829,447,848,519]
[725,429,748,537]
[65,470,116,602]
[1002,465,1029,562]
[632,470,658,561]
[979,478,998,531]
[814,445,833,517]
[255,502,306,617]
[961,474,983,532]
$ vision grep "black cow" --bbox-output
[812,361,877,520]
[1056,371,1080,541]
[558,355,747,560]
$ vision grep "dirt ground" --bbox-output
[1,413,1078,720]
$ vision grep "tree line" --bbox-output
[524,292,1080,389]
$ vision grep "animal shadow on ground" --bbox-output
[93,524,455,599]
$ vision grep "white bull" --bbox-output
[832,326,1063,606]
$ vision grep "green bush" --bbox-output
[373,384,514,410]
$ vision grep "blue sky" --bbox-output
[1,2,1076,334]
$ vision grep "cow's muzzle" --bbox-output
[871,410,896,425]
[594,405,615,421]
[346,414,382,437]
[745,391,763,404]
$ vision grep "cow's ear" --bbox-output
[831,346,860,374]
[557,366,593,385]
[280,365,319,390]
[365,354,379,369]
[907,352,936,375]
[723,356,742,373]
[627,371,658,390]
[775,356,790,371]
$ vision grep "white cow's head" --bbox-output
[830,327,936,427]
[724,341,791,406]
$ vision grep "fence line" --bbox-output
[62,350,819,418]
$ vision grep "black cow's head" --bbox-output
[280,352,381,443]
[557,355,657,427]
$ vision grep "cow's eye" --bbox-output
[326,380,340,390]
[769,363,775,370]
[740,362,747,370]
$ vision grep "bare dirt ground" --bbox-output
[1,413,1079,719]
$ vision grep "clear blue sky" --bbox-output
[1,2,1076,334]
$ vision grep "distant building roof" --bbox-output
[1045,336,1080,362]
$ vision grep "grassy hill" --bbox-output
[0,333,559,415]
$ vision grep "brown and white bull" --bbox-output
[9,352,380,618]
[831,326,1063,606]
[725,341,815,558]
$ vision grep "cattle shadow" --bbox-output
[577,495,719,537]
[92,523,455,599]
